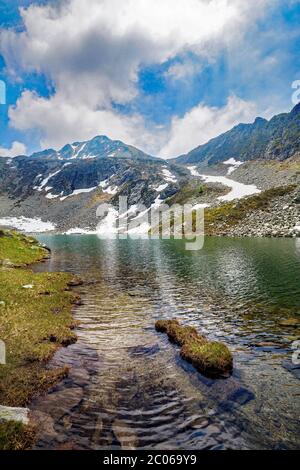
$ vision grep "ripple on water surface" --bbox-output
[31,236,300,450]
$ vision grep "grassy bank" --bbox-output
[0,229,79,449]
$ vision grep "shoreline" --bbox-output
[0,229,81,449]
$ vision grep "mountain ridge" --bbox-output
[26,135,159,162]
[173,103,300,166]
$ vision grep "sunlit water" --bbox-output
[31,236,300,450]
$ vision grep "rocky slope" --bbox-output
[203,185,300,238]
[0,107,299,237]
[174,103,300,166]
[0,136,190,232]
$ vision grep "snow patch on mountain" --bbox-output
[0,216,56,232]
[154,183,168,192]
[188,166,261,201]
[34,169,62,191]
[223,158,244,175]
[162,167,177,183]
[60,186,97,201]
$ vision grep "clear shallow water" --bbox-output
[32,236,300,450]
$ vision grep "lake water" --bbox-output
[32,235,300,450]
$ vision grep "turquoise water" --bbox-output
[32,235,300,450]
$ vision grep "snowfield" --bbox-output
[0,217,56,232]
[188,166,261,201]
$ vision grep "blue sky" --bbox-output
[0,0,300,158]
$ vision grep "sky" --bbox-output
[0,0,300,158]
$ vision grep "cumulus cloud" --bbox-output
[160,96,259,158]
[0,0,272,155]
[9,90,163,152]
[0,141,27,157]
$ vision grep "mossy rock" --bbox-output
[155,320,170,333]
[181,340,233,378]
[155,319,233,379]
[155,319,204,346]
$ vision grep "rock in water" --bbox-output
[155,319,233,379]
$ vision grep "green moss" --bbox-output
[155,319,232,378]
[166,180,226,207]
[155,320,170,333]
[181,340,233,378]
[155,319,204,346]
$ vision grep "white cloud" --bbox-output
[165,59,203,81]
[0,0,272,155]
[8,90,164,152]
[2,0,246,105]
[160,96,259,158]
[0,141,27,158]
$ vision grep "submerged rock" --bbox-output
[35,388,83,421]
[67,277,84,287]
[282,361,300,380]
[155,319,233,379]
[127,344,160,357]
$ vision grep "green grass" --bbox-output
[0,421,36,450]
[0,230,79,449]
[0,229,49,265]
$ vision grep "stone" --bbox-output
[31,410,57,439]
[67,278,84,287]
[227,387,255,406]
[0,405,30,424]
[191,417,209,429]
[252,341,282,348]
[35,387,83,420]
[68,367,90,387]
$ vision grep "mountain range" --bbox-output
[174,102,300,165]
[0,103,299,234]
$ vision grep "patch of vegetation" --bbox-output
[0,267,78,403]
[0,421,36,450]
[202,185,296,234]
[0,230,79,449]
[155,319,232,378]
[180,340,233,378]
[0,229,49,266]
[156,319,203,346]
[166,180,227,206]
